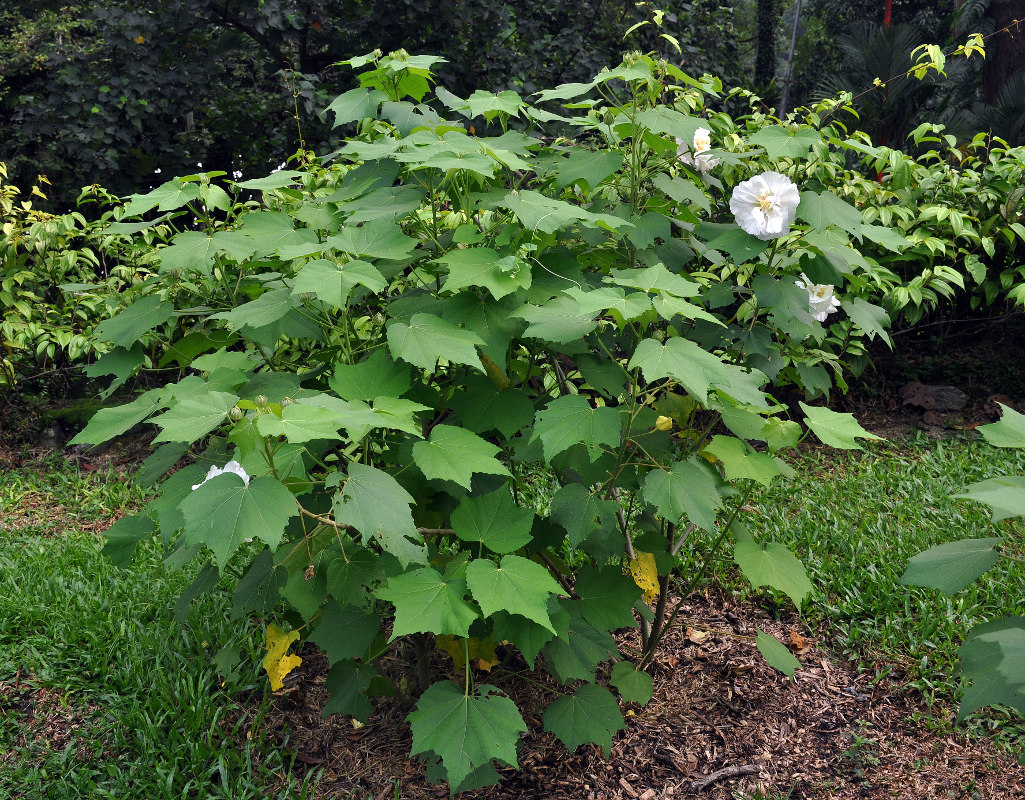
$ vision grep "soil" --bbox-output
[246,588,1024,800]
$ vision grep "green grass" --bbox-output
[0,456,319,799]
[739,430,1025,742]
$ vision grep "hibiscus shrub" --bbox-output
[68,49,1012,792]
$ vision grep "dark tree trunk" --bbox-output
[755,0,777,96]
[984,0,1025,104]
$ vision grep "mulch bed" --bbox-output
[248,588,1024,800]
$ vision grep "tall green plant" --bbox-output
[71,49,892,792]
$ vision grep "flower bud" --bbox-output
[254,394,268,407]
[281,396,295,407]
[228,406,244,421]
[655,415,673,432]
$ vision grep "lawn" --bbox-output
[0,456,317,799]
[0,428,1022,798]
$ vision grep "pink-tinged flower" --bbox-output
[795,273,841,322]
[676,127,719,173]
[729,171,800,240]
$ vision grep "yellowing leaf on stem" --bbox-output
[628,551,659,606]
[436,634,500,676]
[263,623,302,691]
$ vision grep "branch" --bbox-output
[692,764,763,792]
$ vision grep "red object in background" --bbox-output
[884,0,891,29]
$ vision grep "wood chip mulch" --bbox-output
[246,588,1025,800]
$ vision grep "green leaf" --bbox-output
[610,661,653,705]
[451,490,534,553]
[843,297,892,345]
[408,682,526,789]
[550,484,618,547]
[513,297,598,342]
[212,288,296,330]
[376,567,479,639]
[761,417,802,452]
[978,405,1025,449]
[232,550,286,619]
[325,218,419,260]
[442,293,526,365]
[157,231,222,275]
[501,190,631,234]
[333,464,427,567]
[68,388,167,446]
[150,391,239,444]
[555,150,624,193]
[543,683,625,757]
[329,349,411,402]
[542,601,619,683]
[449,378,534,439]
[134,442,189,487]
[642,457,722,531]
[797,190,863,236]
[703,436,781,486]
[292,259,386,309]
[436,248,531,300]
[755,630,802,678]
[899,538,1003,595]
[628,337,732,403]
[412,425,510,489]
[490,600,567,668]
[859,223,910,252]
[256,404,345,443]
[651,173,710,211]
[123,179,199,215]
[92,295,174,348]
[240,211,317,254]
[323,660,377,721]
[535,80,597,102]
[799,403,883,450]
[747,126,820,159]
[326,87,386,126]
[325,541,385,607]
[308,600,381,664]
[574,565,641,632]
[532,395,622,461]
[958,617,1025,721]
[234,171,304,190]
[101,514,155,568]
[608,262,700,297]
[387,313,485,374]
[466,555,564,632]
[370,396,431,436]
[734,526,813,607]
[704,227,770,263]
[953,476,1025,522]
[180,474,299,570]
[466,88,523,120]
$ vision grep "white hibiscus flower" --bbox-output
[676,127,719,173]
[729,171,801,240]
[795,273,841,322]
[191,460,251,491]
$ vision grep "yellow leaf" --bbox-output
[436,635,499,676]
[628,551,659,606]
[655,415,673,432]
[263,623,302,691]
[133,35,145,44]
